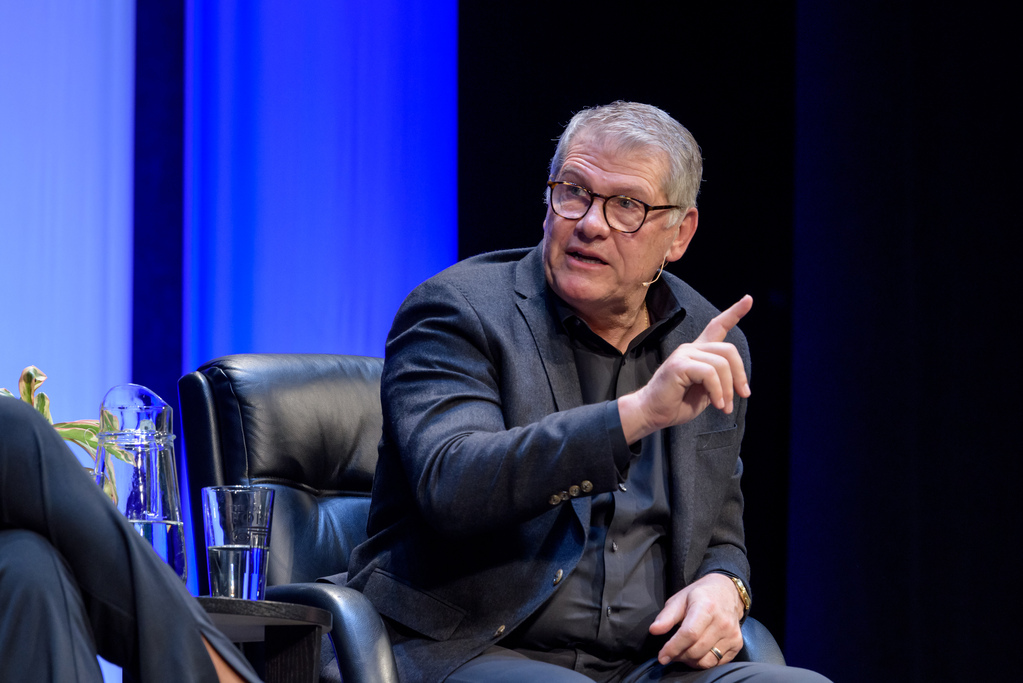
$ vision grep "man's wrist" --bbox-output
[708,571,751,623]
[726,575,751,623]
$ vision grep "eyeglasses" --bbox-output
[546,180,682,234]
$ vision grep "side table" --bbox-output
[199,597,332,683]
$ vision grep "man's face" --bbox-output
[542,136,697,323]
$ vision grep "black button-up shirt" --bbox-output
[505,282,687,668]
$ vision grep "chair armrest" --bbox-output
[735,616,786,665]
[266,582,399,683]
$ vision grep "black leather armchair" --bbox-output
[178,353,785,683]
[178,353,398,683]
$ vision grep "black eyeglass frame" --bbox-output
[546,180,683,234]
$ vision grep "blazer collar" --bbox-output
[514,244,702,413]
[514,245,584,413]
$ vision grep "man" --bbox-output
[340,102,828,682]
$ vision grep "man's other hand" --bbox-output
[648,572,745,669]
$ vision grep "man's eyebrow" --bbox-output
[559,168,650,199]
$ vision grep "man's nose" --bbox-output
[575,197,612,237]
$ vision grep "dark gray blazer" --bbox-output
[340,245,751,682]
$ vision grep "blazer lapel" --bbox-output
[513,246,583,413]
[514,246,589,527]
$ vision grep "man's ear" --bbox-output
[666,207,698,262]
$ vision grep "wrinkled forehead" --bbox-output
[560,130,671,189]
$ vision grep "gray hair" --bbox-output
[548,102,703,217]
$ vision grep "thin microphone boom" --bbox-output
[642,253,669,287]
[643,227,680,287]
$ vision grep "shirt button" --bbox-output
[553,569,563,585]
[606,606,612,618]
[611,540,618,553]
[618,482,628,492]
[580,480,593,493]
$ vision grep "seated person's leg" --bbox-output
[446,646,595,683]
[622,659,834,683]
[0,529,103,683]
[0,398,258,682]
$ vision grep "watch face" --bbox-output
[731,577,751,610]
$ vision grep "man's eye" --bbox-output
[614,197,638,210]
[567,185,588,197]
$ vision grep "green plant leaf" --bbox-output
[55,418,100,430]
[102,450,118,505]
[71,415,133,465]
[18,366,47,404]
[109,444,133,465]
[53,420,101,461]
[35,392,53,423]
[58,434,97,459]
[7,368,119,507]
[54,419,100,437]
[100,407,119,432]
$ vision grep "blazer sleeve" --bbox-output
[380,277,633,537]
[684,325,751,592]
[694,396,752,593]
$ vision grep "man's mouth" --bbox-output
[568,251,606,265]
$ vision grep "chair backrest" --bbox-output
[178,353,383,595]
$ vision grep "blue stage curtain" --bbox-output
[182,0,457,594]
[184,0,458,373]
[0,3,135,448]
[0,4,135,680]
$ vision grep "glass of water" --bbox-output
[201,486,275,600]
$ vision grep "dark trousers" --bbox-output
[0,397,260,682]
[445,645,833,683]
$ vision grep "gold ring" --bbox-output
[710,647,724,661]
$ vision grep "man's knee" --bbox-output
[0,529,102,681]
[719,662,833,682]
[0,529,78,611]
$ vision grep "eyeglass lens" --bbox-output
[551,183,647,232]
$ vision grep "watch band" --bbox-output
[729,576,752,622]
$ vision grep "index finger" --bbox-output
[695,295,753,344]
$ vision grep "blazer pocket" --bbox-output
[696,425,739,451]
[363,568,467,641]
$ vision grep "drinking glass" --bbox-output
[201,486,274,600]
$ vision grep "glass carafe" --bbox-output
[95,384,187,581]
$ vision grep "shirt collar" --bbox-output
[549,280,687,354]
